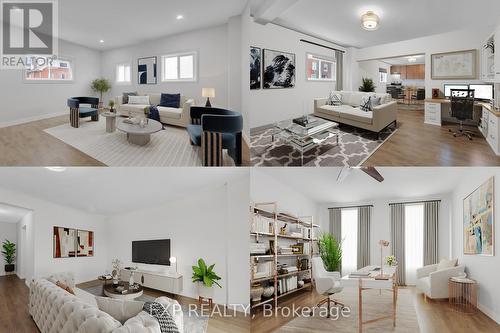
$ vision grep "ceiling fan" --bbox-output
[337,166,384,183]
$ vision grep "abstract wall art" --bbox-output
[138,56,157,85]
[76,229,94,257]
[250,46,261,90]
[53,227,76,258]
[263,49,295,89]
[463,177,495,256]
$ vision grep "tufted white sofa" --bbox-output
[29,276,184,333]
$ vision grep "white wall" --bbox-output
[16,212,34,281]
[100,24,230,111]
[358,60,390,93]
[0,222,17,276]
[105,180,250,308]
[356,27,495,98]
[0,187,108,283]
[0,40,101,127]
[451,169,500,324]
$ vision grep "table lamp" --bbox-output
[376,240,390,280]
[169,256,177,273]
[202,88,215,107]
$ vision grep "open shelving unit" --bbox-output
[250,202,320,312]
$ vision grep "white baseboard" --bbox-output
[0,111,67,128]
[478,302,500,324]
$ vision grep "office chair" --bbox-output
[310,257,345,317]
[411,89,425,104]
[448,89,475,140]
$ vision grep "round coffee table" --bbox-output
[117,118,163,146]
[104,281,143,300]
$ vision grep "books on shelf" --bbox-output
[278,275,298,295]
[250,242,267,255]
[253,261,274,280]
[251,214,273,234]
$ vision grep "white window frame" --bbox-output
[379,70,388,83]
[161,51,198,83]
[115,62,132,85]
[23,56,75,84]
[306,53,336,82]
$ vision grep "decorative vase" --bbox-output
[129,272,134,286]
[262,286,274,298]
[251,283,264,303]
[197,282,214,299]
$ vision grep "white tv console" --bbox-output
[120,268,183,294]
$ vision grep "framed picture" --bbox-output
[463,177,494,256]
[53,227,76,258]
[77,229,94,257]
[250,46,261,90]
[291,243,304,254]
[263,49,296,89]
[431,49,477,80]
[138,56,157,84]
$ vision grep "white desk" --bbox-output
[342,266,398,333]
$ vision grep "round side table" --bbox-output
[102,112,117,133]
[449,277,478,314]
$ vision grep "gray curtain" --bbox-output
[424,201,440,266]
[329,208,342,244]
[390,204,406,286]
[357,206,371,269]
[335,50,343,91]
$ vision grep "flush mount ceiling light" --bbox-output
[361,11,380,31]
[176,15,184,20]
[45,167,67,172]
[99,40,104,44]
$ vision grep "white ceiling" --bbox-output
[0,203,30,224]
[59,0,248,50]
[381,54,425,66]
[0,168,248,216]
[255,168,483,204]
[267,0,500,48]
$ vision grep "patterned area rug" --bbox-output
[250,123,397,167]
[83,285,209,333]
[277,288,420,333]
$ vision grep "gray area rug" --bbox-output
[250,123,397,167]
[277,288,420,333]
[83,285,209,333]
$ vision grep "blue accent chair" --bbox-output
[187,107,243,166]
[67,97,99,128]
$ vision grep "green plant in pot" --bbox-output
[192,258,221,299]
[318,233,342,272]
[359,77,376,92]
[2,240,16,273]
[108,100,115,113]
[90,78,111,108]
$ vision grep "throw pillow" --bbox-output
[96,296,145,324]
[122,92,138,104]
[128,95,150,105]
[360,96,372,112]
[370,96,382,109]
[55,281,75,295]
[160,93,181,108]
[436,258,457,271]
[327,92,342,106]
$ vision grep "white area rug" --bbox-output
[44,118,203,166]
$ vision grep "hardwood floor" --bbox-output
[364,109,500,166]
[0,115,251,166]
[250,287,500,333]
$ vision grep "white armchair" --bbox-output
[311,257,344,317]
[416,263,465,299]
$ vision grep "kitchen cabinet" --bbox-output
[495,26,500,81]
[391,65,424,80]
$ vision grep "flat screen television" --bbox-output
[444,84,469,98]
[469,84,494,101]
[132,239,171,266]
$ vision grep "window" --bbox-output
[161,52,197,82]
[341,208,358,276]
[24,57,74,82]
[306,53,336,82]
[379,68,388,83]
[404,204,424,285]
[116,63,131,84]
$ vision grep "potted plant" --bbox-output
[90,78,111,109]
[385,255,398,267]
[318,233,342,272]
[359,77,376,92]
[2,240,16,273]
[108,100,115,113]
[192,258,221,299]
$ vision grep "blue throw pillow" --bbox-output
[160,93,181,108]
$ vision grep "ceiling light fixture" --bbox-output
[408,56,417,63]
[45,167,67,172]
[176,15,184,20]
[361,11,380,31]
[99,40,104,44]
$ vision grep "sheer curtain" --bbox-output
[341,208,358,276]
[404,204,424,285]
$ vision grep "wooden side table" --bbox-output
[449,277,477,314]
[198,296,213,309]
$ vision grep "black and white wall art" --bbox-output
[138,56,157,85]
[263,49,296,89]
[250,47,261,90]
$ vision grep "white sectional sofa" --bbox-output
[314,91,398,135]
[115,94,194,128]
[29,273,184,333]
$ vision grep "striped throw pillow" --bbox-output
[360,96,372,112]
[328,92,342,106]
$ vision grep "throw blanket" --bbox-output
[148,106,161,123]
[143,302,180,333]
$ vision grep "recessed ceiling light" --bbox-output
[99,40,104,44]
[176,15,184,20]
[45,167,66,172]
[361,11,380,31]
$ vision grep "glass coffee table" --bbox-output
[271,116,339,165]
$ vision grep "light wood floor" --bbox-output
[0,115,251,166]
[251,286,500,333]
